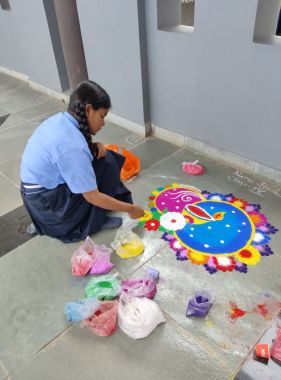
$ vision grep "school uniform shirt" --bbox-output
[20,112,97,194]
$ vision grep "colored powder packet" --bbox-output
[118,294,165,339]
[121,278,157,299]
[85,273,121,300]
[111,229,144,259]
[65,297,101,322]
[82,300,119,337]
[186,291,213,317]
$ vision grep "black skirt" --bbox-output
[21,150,133,243]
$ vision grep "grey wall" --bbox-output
[76,0,147,126]
[1,0,280,170]
[0,0,62,90]
[146,0,281,170]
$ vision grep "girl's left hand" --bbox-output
[95,142,107,159]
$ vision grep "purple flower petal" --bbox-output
[265,223,279,234]
[235,262,248,273]
[260,244,273,256]
[176,250,188,261]
[204,264,218,274]
[201,190,210,196]
[207,256,216,268]
[162,232,174,242]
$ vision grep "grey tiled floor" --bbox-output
[0,74,281,380]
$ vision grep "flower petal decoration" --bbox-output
[213,257,236,272]
[235,262,248,273]
[248,212,268,227]
[161,232,174,242]
[206,193,227,201]
[225,193,235,201]
[139,210,153,223]
[245,204,261,212]
[252,230,271,245]
[169,238,186,252]
[144,219,160,231]
[160,212,186,231]
[188,251,208,265]
[236,246,261,265]
[230,198,248,209]
[259,223,279,235]
[176,249,188,261]
[204,257,218,274]
[259,244,273,257]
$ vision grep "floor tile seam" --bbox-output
[0,106,63,134]
[0,360,9,379]
[7,98,51,114]
[125,242,169,277]
[7,324,73,379]
[231,307,281,379]
[163,312,234,375]
[0,170,19,189]
[120,136,169,153]
[0,98,49,116]
[124,138,149,151]
[0,76,19,85]
[137,147,185,176]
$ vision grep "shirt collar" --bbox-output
[63,112,80,129]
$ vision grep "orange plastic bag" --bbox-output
[105,144,140,181]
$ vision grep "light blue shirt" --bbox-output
[20,112,97,193]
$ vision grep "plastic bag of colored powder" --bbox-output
[186,291,213,317]
[82,300,119,337]
[121,278,157,299]
[89,243,114,275]
[71,237,114,276]
[85,273,121,300]
[111,229,144,259]
[64,297,101,322]
[118,294,165,339]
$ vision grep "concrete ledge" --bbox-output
[152,123,185,147]
[0,65,69,103]
[106,113,146,136]
[0,65,146,135]
[153,123,281,184]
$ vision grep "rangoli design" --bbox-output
[139,183,278,274]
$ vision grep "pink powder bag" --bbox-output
[121,278,157,299]
[82,300,119,337]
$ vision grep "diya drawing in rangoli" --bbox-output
[138,184,278,274]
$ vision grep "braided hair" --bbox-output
[68,80,111,155]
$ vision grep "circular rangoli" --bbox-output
[138,183,278,274]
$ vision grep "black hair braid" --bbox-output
[68,80,111,156]
[73,101,97,156]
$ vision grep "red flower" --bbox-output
[213,256,236,272]
[144,219,160,231]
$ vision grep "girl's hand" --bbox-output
[95,142,107,159]
[128,205,145,219]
